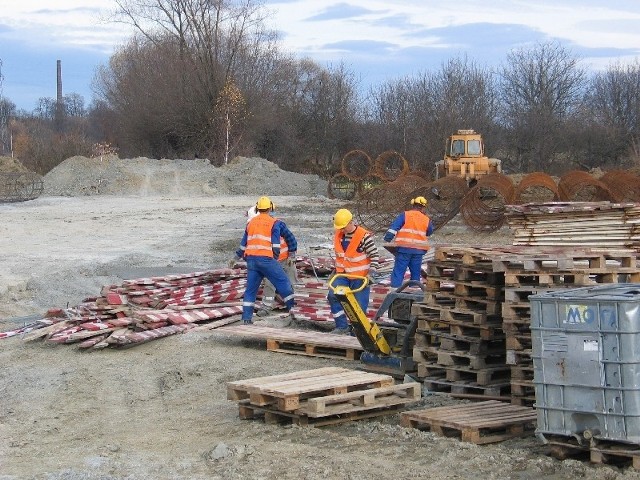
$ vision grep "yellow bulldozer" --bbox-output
[435,129,501,184]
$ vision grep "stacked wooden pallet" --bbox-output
[227,367,421,426]
[492,247,640,406]
[505,202,640,250]
[412,246,510,397]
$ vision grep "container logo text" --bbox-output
[564,305,595,324]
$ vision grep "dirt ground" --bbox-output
[1,188,639,479]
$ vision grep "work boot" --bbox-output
[242,319,253,325]
[330,327,350,335]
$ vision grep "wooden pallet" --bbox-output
[438,334,505,355]
[542,433,640,470]
[213,324,363,359]
[413,347,506,371]
[427,261,500,283]
[266,338,361,360]
[415,362,447,378]
[238,401,405,427]
[227,368,395,411]
[489,248,639,272]
[421,377,511,396]
[445,366,511,385]
[401,400,536,444]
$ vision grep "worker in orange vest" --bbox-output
[328,208,379,335]
[231,196,295,324]
[383,196,433,287]
[245,204,298,316]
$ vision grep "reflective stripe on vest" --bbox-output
[334,226,371,276]
[278,239,289,261]
[395,210,430,250]
[245,214,277,258]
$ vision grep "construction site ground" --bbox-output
[0,156,636,479]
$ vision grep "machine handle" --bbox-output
[328,273,369,293]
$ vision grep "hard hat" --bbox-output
[411,196,428,207]
[256,196,274,211]
[246,206,259,223]
[333,208,353,229]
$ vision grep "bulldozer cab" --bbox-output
[436,129,501,183]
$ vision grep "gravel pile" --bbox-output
[43,155,328,197]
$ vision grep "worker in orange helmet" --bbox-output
[231,196,295,324]
[383,196,433,287]
[328,208,379,335]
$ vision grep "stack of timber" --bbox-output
[492,246,640,406]
[227,367,421,426]
[401,400,537,444]
[505,202,640,250]
[412,245,510,398]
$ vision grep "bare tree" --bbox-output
[583,60,640,165]
[366,55,499,175]
[498,41,586,172]
[100,0,280,160]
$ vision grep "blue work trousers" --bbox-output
[327,276,370,329]
[242,256,294,321]
[391,251,425,287]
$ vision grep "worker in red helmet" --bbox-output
[383,196,433,287]
[231,196,295,324]
[328,209,380,335]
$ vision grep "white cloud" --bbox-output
[2,0,640,109]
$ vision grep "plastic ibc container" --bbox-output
[530,284,640,444]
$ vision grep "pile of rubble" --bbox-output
[43,155,328,197]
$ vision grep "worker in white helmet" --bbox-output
[383,196,433,287]
[244,203,298,316]
[230,196,296,324]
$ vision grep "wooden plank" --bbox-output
[226,367,350,400]
[302,383,421,417]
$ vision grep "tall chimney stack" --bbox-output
[55,60,64,130]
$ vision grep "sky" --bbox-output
[1,0,639,112]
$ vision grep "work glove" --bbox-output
[285,257,295,268]
[228,256,239,268]
[367,268,378,285]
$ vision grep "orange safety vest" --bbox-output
[245,213,277,258]
[278,238,289,261]
[334,226,371,276]
[395,210,430,250]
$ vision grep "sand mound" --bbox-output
[43,156,328,197]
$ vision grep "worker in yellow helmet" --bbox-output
[328,208,379,335]
[383,196,433,287]
[231,196,296,324]
[244,201,298,316]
